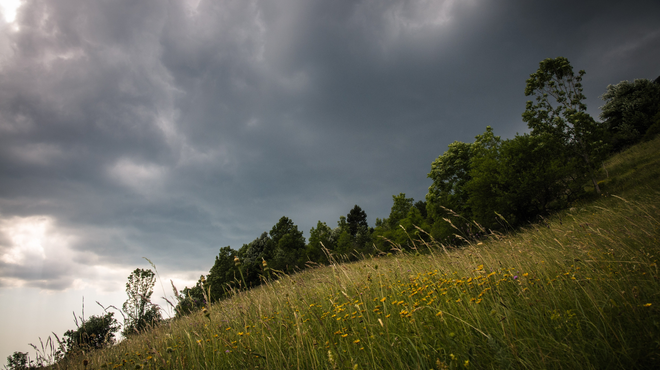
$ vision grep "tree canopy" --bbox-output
[522,56,606,193]
[425,58,609,239]
[347,205,368,237]
[63,312,120,354]
[122,268,161,336]
[600,78,660,150]
[269,216,306,271]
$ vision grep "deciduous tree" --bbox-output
[467,129,581,229]
[387,193,414,229]
[269,216,306,271]
[600,78,660,150]
[426,141,473,221]
[206,246,240,297]
[122,268,161,336]
[238,233,272,286]
[5,352,30,370]
[522,57,605,193]
[307,221,335,263]
[63,312,119,353]
[426,141,474,240]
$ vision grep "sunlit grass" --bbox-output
[48,138,660,369]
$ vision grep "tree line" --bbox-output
[174,57,660,316]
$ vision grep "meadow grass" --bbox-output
[50,138,660,369]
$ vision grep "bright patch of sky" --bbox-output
[0,215,51,265]
[0,0,21,23]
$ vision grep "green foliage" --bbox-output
[426,141,473,239]
[387,193,414,229]
[426,58,612,239]
[463,127,502,230]
[425,131,497,240]
[498,133,581,214]
[600,78,660,151]
[336,215,349,234]
[176,283,203,317]
[269,216,306,272]
[522,56,607,193]
[334,229,354,255]
[346,205,368,237]
[176,246,240,316]
[122,268,161,337]
[467,129,583,229]
[307,221,335,264]
[373,193,429,248]
[5,352,30,370]
[413,200,427,219]
[63,313,119,354]
[176,217,307,316]
[313,208,374,260]
[523,58,587,132]
[238,233,271,287]
[207,246,240,298]
[396,206,430,242]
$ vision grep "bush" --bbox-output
[63,312,120,354]
[5,352,32,370]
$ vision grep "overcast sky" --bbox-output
[1,0,659,362]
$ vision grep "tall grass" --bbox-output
[595,135,660,196]
[50,138,660,370]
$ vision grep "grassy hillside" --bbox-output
[51,137,660,369]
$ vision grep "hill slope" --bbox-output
[52,137,660,369]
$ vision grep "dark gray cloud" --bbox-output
[0,0,659,292]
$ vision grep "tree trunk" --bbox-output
[591,177,601,194]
